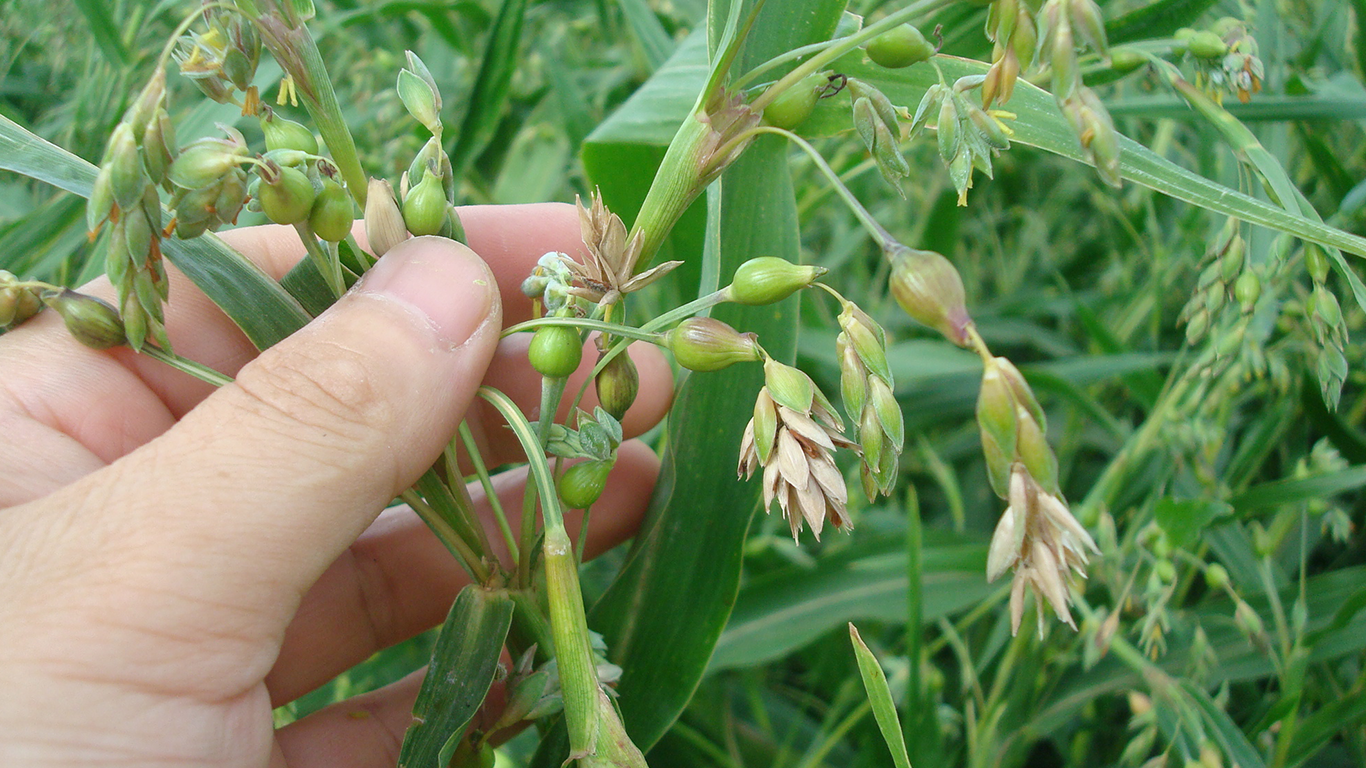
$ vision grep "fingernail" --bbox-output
[357,236,495,345]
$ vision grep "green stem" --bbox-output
[746,126,898,248]
[501,316,662,342]
[140,345,233,387]
[294,222,344,297]
[400,487,486,582]
[748,0,956,113]
[252,12,368,207]
[460,421,518,566]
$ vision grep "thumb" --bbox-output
[19,235,502,640]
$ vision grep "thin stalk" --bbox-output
[400,488,484,582]
[744,126,898,249]
[293,222,344,297]
[515,376,567,586]
[501,316,662,342]
[748,0,956,113]
[140,345,233,387]
[904,484,923,720]
[460,421,517,565]
[412,469,492,582]
[251,11,368,206]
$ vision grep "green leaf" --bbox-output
[710,539,989,671]
[449,0,529,175]
[72,0,133,68]
[0,114,98,198]
[1154,497,1232,548]
[849,624,913,768]
[616,0,676,71]
[1104,0,1220,44]
[1178,681,1268,768]
[0,113,313,350]
[801,56,1366,261]
[1229,466,1366,512]
[397,586,514,768]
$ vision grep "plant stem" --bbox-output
[400,487,486,583]
[748,0,956,113]
[460,421,518,565]
[251,12,368,206]
[140,345,233,387]
[294,222,344,297]
[501,316,662,342]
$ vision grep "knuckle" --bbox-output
[233,338,396,443]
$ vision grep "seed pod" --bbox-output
[665,317,762,372]
[529,324,583,378]
[1154,558,1176,583]
[558,459,613,509]
[257,161,317,225]
[1185,30,1228,59]
[853,97,879,155]
[839,304,890,382]
[42,289,126,349]
[887,244,972,346]
[309,178,354,242]
[1233,271,1260,311]
[726,256,826,305]
[402,168,447,237]
[847,79,900,136]
[763,358,816,413]
[1219,235,1246,282]
[1304,244,1330,283]
[1204,563,1229,590]
[595,351,639,420]
[1312,285,1341,327]
[364,178,408,258]
[977,358,1019,474]
[397,66,442,134]
[865,23,935,68]
[762,72,825,130]
[967,102,1010,150]
[1050,23,1079,100]
[1109,47,1145,73]
[260,112,319,154]
[168,136,247,191]
[104,123,145,210]
[936,98,960,163]
[1185,308,1210,343]
[1067,0,1108,57]
[838,337,868,416]
[868,376,903,450]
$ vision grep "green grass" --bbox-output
[5,0,1366,765]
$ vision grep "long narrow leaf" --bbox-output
[397,586,514,768]
[449,0,528,174]
[850,624,913,768]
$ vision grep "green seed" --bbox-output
[402,169,448,237]
[309,178,354,242]
[529,325,583,378]
[258,163,317,225]
[763,73,824,130]
[866,24,934,68]
[557,459,613,509]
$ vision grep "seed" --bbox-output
[865,24,934,69]
[529,324,583,378]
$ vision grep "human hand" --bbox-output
[0,204,672,767]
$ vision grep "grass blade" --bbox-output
[72,0,134,67]
[396,585,514,768]
[449,0,528,175]
[849,624,913,768]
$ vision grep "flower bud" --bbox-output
[1312,285,1341,327]
[1234,271,1260,312]
[665,317,762,372]
[887,245,972,346]
[259,111,319,154]
[1067,0,1108,57]
[168,135,247,191]
[1219,235,1246,282]
[402,168,448,237]
[847,79,899,135]
[1304,244,1329,283]
[838,336,868,416]
[529,324,583,378]
[364,178,408,257]
[853,97,878,155]
[1050,23,1079,99]
[977,358,1018,469]
[257,160,317,225]
[752,389,779,465]
[1204,563,1229,591]
[42,289,126,349]
[595,351,639,420]
[398,62,442,133]
[725,256,826,305]
[88,165,115,234]
[103,122,145,210]
[1016,405,1058,492]
[309,178,354,242]
[762,358,815,413]
[558,459,613,509]
[141,110,176,186]
[967,103,1010,150]
[868,376,903,451]
[865,23,934,68]
[0,284,41,328]
[937,98,960,164]
[859,406,883,470]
